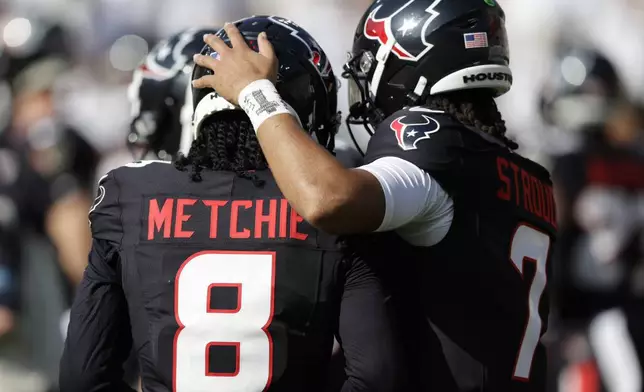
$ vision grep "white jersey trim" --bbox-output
[357,156,454,246]
[589,308,642,392]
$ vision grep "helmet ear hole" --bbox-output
[456,17,479,30]
[389,65,415,87]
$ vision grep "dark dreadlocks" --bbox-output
[174,111,268,185]
[426,89,519,150]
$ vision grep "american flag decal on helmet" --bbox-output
[463,32,488,49]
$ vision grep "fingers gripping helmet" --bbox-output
[539,46,624,132]
[127,28,218,160]
[191,16,340,151]
[344,0,512,154]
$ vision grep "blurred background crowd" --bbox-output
[1,0,644,391]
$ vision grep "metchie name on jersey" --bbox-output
[147,197,309,241]
[496,156,557,229]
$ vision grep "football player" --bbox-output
[193,1,556,391]
[541,46,644,392]
[126,28,219,161]
[59,16,399,392]
[3,13,98,294]
[94,28,219,193]
[1,15,99,355]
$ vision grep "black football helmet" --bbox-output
[344,0,512,154]
[0,14,72,86]
[0,13,71,130]
[191,16,340,151]
[127,28,218,160]
[539,46,624,132]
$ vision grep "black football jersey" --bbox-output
[552,139,644,322]
[0,150,22,310]
[360,106,557,391]
[60,161,399,392]
[0,147,60,310]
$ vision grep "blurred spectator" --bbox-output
[0,147,20,338]
[3,14,97,292]
[543,46,644,391]
[499,0,644,161]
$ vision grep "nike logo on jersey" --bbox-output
[390,113,440,151]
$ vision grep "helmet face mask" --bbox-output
[343,51,383,155]
[190,16,340,152]
[342,0,513,155]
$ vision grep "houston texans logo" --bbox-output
[390,114,440,150]
[268,16,332,77]
[311,51,332,77]
[142,30,199,80]
[364,0,442,62]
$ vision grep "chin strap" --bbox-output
[407,76,429,106]
[369,38,396,99]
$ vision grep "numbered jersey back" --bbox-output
[426,132,555,391]
[362,109,556,391]
[91,161,345,392]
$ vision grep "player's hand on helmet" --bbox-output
[192,23,278,106]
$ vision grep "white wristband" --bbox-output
[238,79,301,133]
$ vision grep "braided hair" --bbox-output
[426,89,518,150]
[174,111,268,185]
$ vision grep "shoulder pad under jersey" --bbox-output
[364,106,463,176]
[89,171,122,245]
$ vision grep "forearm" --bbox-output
[46,191,92,286]
[256,114,346,214]
[256,114,383,233]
